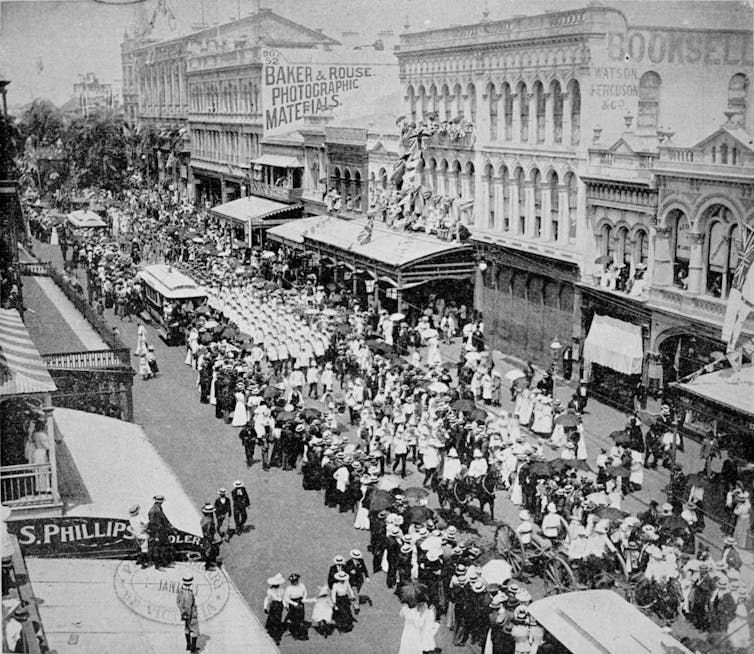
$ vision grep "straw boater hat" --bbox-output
[267,573,285,586]
[182,575,193,588]
[129,504,140,516]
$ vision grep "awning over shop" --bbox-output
[675,364,754,418]
[251,154,303,168]
[0,309,57,396]
[209,196,294,226]
[528,591,692,654]
[583,314,643,375]
[266,215,323,248]
[67,210,106,229]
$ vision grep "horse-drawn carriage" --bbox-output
[492,522,682,618]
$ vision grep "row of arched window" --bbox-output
[599,224,650,270]
[406,79,581,146]
[331,167,363,209]
[188,80,260,115]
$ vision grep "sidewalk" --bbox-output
[20,408,279,654]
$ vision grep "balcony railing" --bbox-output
[663,147,695,163]
[429,131,476,149]
[43,348,131,369]
[249,180,302,204]
[1,463,54,506]
[647,287,752,328]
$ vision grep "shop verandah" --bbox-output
[267,215,476,316]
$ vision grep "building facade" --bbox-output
[396,2,753,366]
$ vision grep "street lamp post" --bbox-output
[550,337,562,399]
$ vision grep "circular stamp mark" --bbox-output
[113,560,230,625]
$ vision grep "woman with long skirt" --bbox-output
[263,573,286,645]
[330,571,356,632]
[283,573,309,641]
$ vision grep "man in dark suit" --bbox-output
[147,494,174,568]
[328,555,346,588]
[345,549,372,609]
[200,503,219,570]
[213,489,232,542]
[385,525,402,589]
[230,480,250,534]
[708,577,736,633]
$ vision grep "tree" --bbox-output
[62,108,128,191]
[19,99,64,147]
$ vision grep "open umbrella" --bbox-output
[527,461,553,477]
[504,369,526,382]
[594,506,629,522]
[403,487,430,502]
[609,429,631,445]
[451,399,476,413]
[686,472,710,489]
[404,505,434,524]
[398,580,427,607]
[595,255,613,265]
[465,351,482,362]
[550,458,591,473]
[660,515,691,533]
[365,339,391,354]
[194,306,210,316]
[419,535,443,551]
[480,559,513,585]
[367,489,395,512]
[555,413,581,428]
[377,475,404,491]
[301,407,321,420]
[605,465,630,478]
[390,312,406,321]
[276,411,296,423]
[203,319,219,329]
[428,381,449,394]
[263,386,282,400]
[469,408,487,422]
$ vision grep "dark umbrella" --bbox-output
[527,461,553,477]
[609,429,631,445]
[469,408,487,422]
[637,410,659,427]
[301,408,321,420]
[277,411,296,422]
[263,386,282,400]
[403,487,430,501]
[389,487,406,497]
[660,515,691,533]
[550,458,591,473]
[404,505,434,524]
[451,399,476,413]
[594,506,629,521]
[398,580,428,607]
[555,413,581,428]
[365,339,391,354]
[605,465,630,478]
[367,489,395,511]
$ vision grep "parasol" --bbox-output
[469,408,487,422]
[595,255,613,265]
[480,559,513,585]
[428,381,449,394]
[555,413,581,428]
[301,407,321,420]
[465,351,482,362]
[550,458,591,473]
[403,487,430,501]
[277,411,296,423]
[609,429,631,445]
[451,399,476,413]
[263,386,282,400]
[367,489,395,511]
[594,506,629,521]
[377,475,404,491]
[527,460,553,477]
[660,515,691,533]
[404,505,434,524]
[419,535,443,551]
[390,312,406,321]
[203,319,219,329]
[504,369,526,382]
[398,580,427,607]
[686,472,710,489]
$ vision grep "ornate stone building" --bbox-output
[396,2,753,365]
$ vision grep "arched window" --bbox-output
[635,229,649,265]
[426,158,436,191]
[452,160,462,198]
[728,73,747,117]
[417,85,426,122]
[533,169,542,238]
[406,86,416,123]
[428,84,438,116]
[601,224,614,259]
[670,210,690,288]
[487,82,498,141]
[549,172,559,241]
[441,84,451,121]
[484,164,495,228]
[518,82,528,142]
[332,166,342,196]
[569,80,581,145]
[452,83,463,118]
[502,83,513,141]
[720,143,729,164]
[551,80,563,144]
[354,171,362,209]
[466,83,477,125]
[516,168,526,234]
[379,167,387,189]
[638,72,661,130]
[704,206,738,298]
[465,161,475,199]
[534,82,546,143]
[501,167,510,231]
[566,172,578,241]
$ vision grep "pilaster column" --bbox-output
[42,401,60,504]
[524,181,536,238]
[687,232,706,294]
[527,92,537,144]
[653,226,674,287]
[544,91,554,144]
[478,83,491,141]
[417,88,425,123]
[557,185,570,246]
[562,92,572,149]
[541,185,552,241]
[512,92,521,144]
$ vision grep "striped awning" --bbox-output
[0,309,57,396]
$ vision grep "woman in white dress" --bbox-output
[531,396,553,436]
[353,474,372,530]
[514,388,534,426]
[426,336,442,367]
[231,385,248,427]
[398,602,438,654]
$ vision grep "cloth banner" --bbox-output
[7,516,203,559]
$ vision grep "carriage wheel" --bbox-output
[453,481,472,505]
[543,555,576,596]
[494,524,525,578]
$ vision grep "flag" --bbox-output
[357,216,374,246]
[722,223,754,349]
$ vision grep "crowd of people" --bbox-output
[20,177,752,654]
